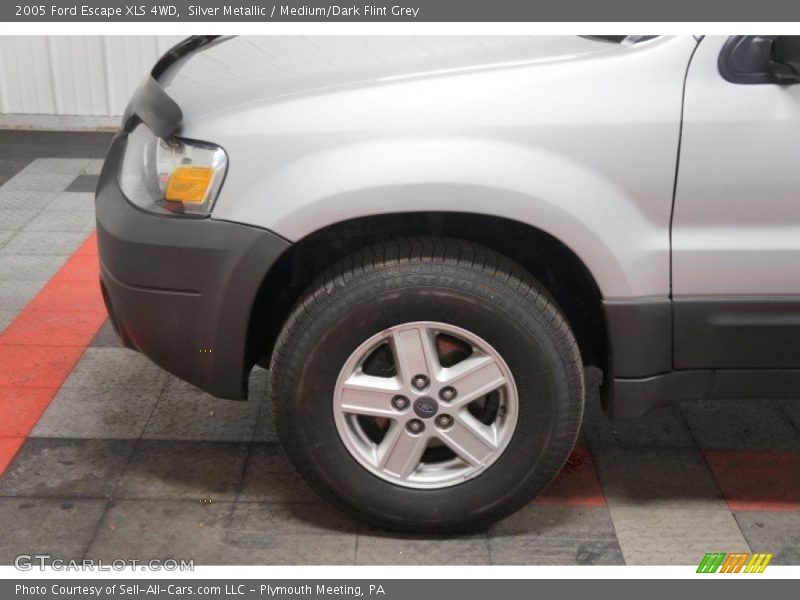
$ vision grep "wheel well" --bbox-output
[246,212,608,373]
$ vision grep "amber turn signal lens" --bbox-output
[164,166,215,204]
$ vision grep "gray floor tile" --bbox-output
[0,254,66,281]
[0,438,136,498]
[143,376,261,442]
[88,499,358,565]
[489,505,622,565]
[490,504,617,540]
[230,501,358,536]
[65,175,100,193]
[0,190,60,211]
[116,441,248,501]
[680,399,800,452]
[490,538,624,565]
[223,502,358,565]
[61,348,170,393]
[0,131,113,152]
[239,444,318,503]
[0,278,46,311]
[86,500,235,565]
[2,171,83,193]
[0,231,14,249]
[89,320,120,348]
[610,505,749,565]
[783,401,800,433]
[83,160,105,176]
[244,443,293,472]
[0,157,33,178]
[27,158,94,174]
[0,498,108,565]
[583,403,696,450]
[358,531,490,565]
[0,142,108,161]
[252,407,277,442]
[0,231,87,256]
[30,386,160,439]
[23,209,96,233]
[734,511,800,566]
[0,208,39,231]
[592,447,726,509]
[0,158,91,195]
[46,191,96,212]
[251,369,276,442]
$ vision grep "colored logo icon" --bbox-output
[697,552,773,573]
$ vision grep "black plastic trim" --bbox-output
[611,369,800,418]
[602,298,672,378]
[96,133,291,400]
[674,297,800,369]
[605,295,800,416]
[609,371,713,418]
[120,36,224,138]
[151,35,221,80]
[719,35,780,84]
[121,76,182,138]
[711,369,800,400]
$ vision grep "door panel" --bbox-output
[673,35,800,369]
[674,35,800,296]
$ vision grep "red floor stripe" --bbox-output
[704,450,800,512]
[535,445,607,507]
[0,437,24,475]
[0,232,104,474]
[0,387,60,436]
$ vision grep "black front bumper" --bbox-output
[96,134,291,400]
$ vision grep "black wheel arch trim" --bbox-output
[121,36,227,138]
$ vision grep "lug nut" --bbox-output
[411,374,429,390]
[439,386,457,401]
[391,395,410,411]
[435,414,454,429]
[406,419,425,434]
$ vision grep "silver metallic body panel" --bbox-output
[165,35,698,299]
[673,35,800,296]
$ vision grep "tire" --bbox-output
[269,237,584,531]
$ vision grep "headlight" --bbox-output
[119,124,227,217]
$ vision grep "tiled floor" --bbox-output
[0,130,799,566]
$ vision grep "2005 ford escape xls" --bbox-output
[97,35,800,530]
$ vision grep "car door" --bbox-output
[672,35,800,370]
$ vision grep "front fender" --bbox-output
[213,137,667,299]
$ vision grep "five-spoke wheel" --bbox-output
[334,321,518,488]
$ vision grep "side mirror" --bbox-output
[769,36,800,83]
[719,36,800,85]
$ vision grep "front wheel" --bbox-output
[269,238,584,531]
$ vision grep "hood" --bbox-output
[159,35,622,122]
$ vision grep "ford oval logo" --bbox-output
[413,396,439,419]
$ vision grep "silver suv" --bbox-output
[96,35,800,530]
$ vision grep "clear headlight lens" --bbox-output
[119,124,227,216]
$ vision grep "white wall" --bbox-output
[0,36,185,126]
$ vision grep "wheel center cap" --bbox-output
[413,396,439,419]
